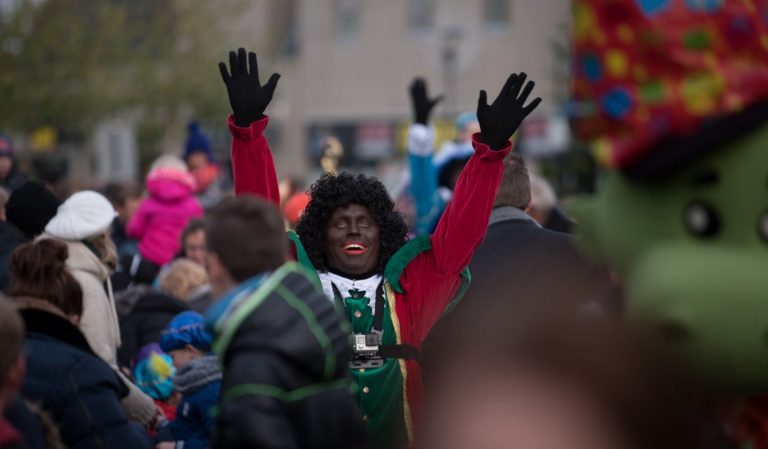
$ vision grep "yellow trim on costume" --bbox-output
[385,282,413,446]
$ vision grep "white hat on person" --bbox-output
[45,190,117,240]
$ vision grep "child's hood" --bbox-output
[146,167,196,203]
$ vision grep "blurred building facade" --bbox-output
[260,0,571,180]
[2,0,571,188]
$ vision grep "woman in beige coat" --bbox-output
[42,190,158,427]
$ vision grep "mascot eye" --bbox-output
[684,202,720,238]
[759,211,768,243]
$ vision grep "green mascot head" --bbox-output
[569,0,768,393]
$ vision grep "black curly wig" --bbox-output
[295,172,409,273]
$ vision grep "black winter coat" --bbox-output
[423,209,612,386]
[19,305,152,449]
[466,211,609,312]
[0,222,26,292]
[116,287,189,368]
[4,399,44,449]
[0,166,27,193]
[211,265,368,449]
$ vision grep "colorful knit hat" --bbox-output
[132,343,176,401]
[159,311,213,353]
[571,0,768,177]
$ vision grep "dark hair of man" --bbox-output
[0,299,23,383]
[181,218,206,244]
[295,172,409,273]
[493,153,531,209]
[206,196,287,282]
[102,182,142,208]
[9,239,83,317]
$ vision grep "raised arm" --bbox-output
[219,48,281,206]
[408,78,444,235]
[431,72,541,274]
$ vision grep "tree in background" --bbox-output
[0,0,252,173]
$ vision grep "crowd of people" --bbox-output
[0,43,576,449]
[2,0,768,446]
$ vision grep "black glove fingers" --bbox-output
[237,48,248,77]
[431,94,444,108]
[248,52,260,84]
[218,62,231,84]
[413,78,427,101]
[522,97,542,117]
[495,73,518,104]
[477,90,488,110]
[228,51,238,78]
[509,72,526,99]
[409,78,421,97]
[517,79,536,104]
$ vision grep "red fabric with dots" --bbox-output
[571,0,768,169]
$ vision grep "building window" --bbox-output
[484,0,510,27]
[334,0,361,40]
[408,0,433,32]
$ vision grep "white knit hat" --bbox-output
[45,190,117,240]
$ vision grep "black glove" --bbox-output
[477,72,541,150]
[409,77,443,125]
[219,48,281,127]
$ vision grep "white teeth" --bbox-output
[344,244,364,250]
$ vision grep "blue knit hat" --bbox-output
[132,343,176,401]
[183,122,214,162]
[159,311,213,353]
[454,111,478,133]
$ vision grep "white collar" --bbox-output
[318,272,383,310]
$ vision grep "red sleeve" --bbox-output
[430,133,510,275]
[229,114,280,206]
[398,134,511,342]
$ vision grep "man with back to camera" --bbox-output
[204,196,367,449]
[422,153,613,376]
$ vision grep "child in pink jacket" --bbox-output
[127,156,203,284]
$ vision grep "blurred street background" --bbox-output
[0,0,593,199]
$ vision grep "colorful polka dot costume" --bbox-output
[572,0,768,169]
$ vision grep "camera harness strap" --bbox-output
[331,281,421,364]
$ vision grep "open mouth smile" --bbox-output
[342,241,369,255]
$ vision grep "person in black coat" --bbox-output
[423,154,611,382]
[0,182,60,291]
[8,239,151,449]
[116,286,190,369]
[205,197,367,449]
[0,222,25,293]
[0,136,28,193]
[466,154,608,316]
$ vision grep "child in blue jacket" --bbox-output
[157,311,221,449]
